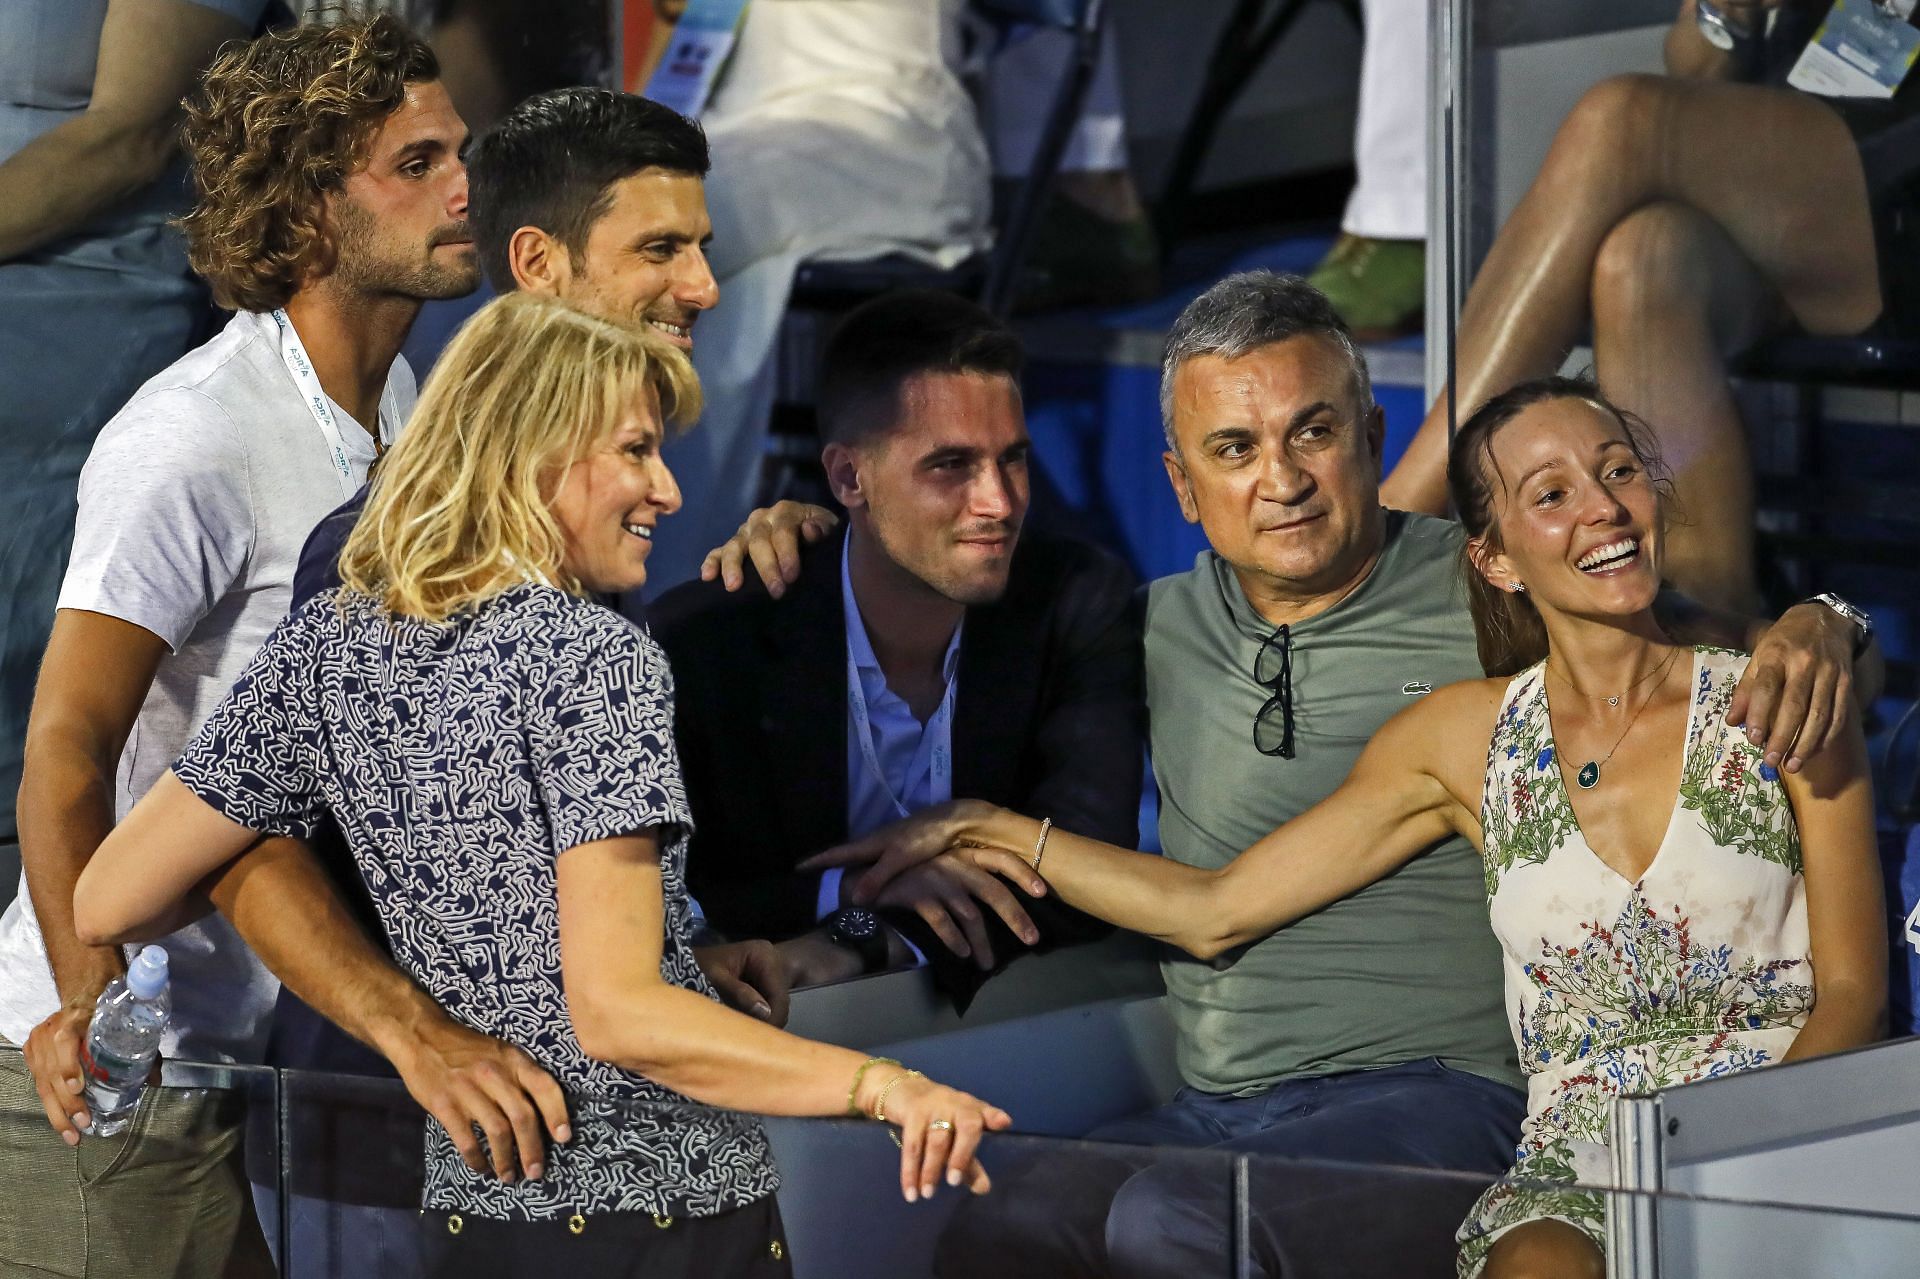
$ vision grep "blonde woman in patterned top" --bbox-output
[811,376,1886,1279]
[71,293,1010,1277]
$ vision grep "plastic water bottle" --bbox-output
[80,945,170,1137]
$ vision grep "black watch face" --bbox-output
[834,908,880,942]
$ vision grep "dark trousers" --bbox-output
[420,1194,793,1279]
[936,1057,1524,1279]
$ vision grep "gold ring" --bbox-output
[928,1119,954,1132]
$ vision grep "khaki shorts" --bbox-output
[0,1043,274,1278]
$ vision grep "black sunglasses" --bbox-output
[1254,623,1295,759]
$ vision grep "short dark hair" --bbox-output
[817,291,1025,445]
[467,88,709,293]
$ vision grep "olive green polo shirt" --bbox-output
[1144,509,1520,1095]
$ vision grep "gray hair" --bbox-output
[1158,271,1375,450]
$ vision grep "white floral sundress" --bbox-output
[1455,647,1813,1276]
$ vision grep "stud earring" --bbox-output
[1509,582,1526,594]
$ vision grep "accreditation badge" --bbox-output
[1788,0,1920,99]
[643,0,753,119]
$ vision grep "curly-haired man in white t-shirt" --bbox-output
[0,17,528,1274]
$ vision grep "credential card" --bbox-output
[1788,0,1920,99]
[643,0,752,119]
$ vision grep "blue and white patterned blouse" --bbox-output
[173,583,779,1222]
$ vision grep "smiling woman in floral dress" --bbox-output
[815,375,1888,1279]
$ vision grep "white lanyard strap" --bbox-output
[846,646,956,822]
[271,308,395,500]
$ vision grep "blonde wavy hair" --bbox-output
[338,293,701,623]
[178,16,438,313]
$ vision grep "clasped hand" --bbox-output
[824,807,1042,969]
[802,800,1049,916]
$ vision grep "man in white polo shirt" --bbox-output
[0,17,553,1274]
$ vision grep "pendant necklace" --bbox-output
[1549,647,1682,789]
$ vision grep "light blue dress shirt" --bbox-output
[815,537,962,950]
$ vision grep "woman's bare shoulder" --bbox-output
[1399,673,1511,734]
[1369,674,1513,802]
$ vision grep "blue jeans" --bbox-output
[0,231,206,837]
[935,1057,1524,1279]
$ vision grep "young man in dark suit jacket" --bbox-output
[651,290,1145,1009]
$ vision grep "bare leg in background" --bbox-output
[1381,75,1879,608]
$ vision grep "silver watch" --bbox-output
[1809,592,1874,657]
[1695,0,1756,51]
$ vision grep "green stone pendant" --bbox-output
[1576,760,1600,789]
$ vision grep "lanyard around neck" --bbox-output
[271,308,398,499]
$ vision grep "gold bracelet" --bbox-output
[845,1056,902,1118]
[872,1068,922,1124]
[1029,817,1053,872]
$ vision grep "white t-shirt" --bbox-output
[0,309,415,1064]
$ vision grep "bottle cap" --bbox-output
[127,945,169,1000]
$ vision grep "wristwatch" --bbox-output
[822,907,890,974]
[1808,592,1874,658]
[1695,0,1756,51]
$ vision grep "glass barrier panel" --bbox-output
[764,1119,1245,1279]
[272,1069,1920,1277]
[1230,1147,1920,1279]
[1601,1180,1920,1278]
[166,1058,285,1277]
[0,1046,280,1276]
[275,1072,1247,1278]
[273,1067,431,1278]
[1229,1149,1499,1279]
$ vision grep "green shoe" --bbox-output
[1306,234,1425,341]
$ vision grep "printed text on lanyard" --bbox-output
[271,308,400,500]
